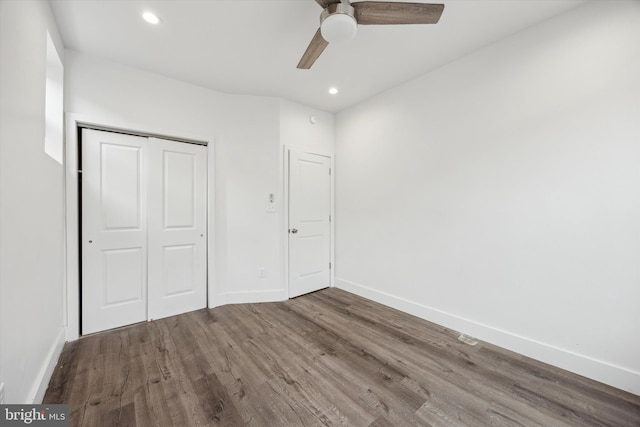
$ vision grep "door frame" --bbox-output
[64,113,217,341]
[283,146,335,298]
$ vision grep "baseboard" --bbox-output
[29,327,66,403]
[222,289,287,305]
[335,278,640,396]
[210,292,228,308]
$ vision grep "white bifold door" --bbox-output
[288,151,332,298]
[81,129,207,335]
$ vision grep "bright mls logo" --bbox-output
[0,405,69,426]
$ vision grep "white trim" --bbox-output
[222,289,287,305]
[283,146,335,298]
[209,292,228,308]
[206,140,216,309]
[282,147,290,296]
[64,114,80,341]
[329,155,335,287]
[30,328,66,403]
[335,277,640,396]
[64,113,217,341]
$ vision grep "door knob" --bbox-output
[290,228,298,234]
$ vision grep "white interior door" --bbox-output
[82,129,148,334]
[82,129,208,334]
[147,137,207,320]
[289,151,332,298]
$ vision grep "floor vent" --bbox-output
[458,334,479,346]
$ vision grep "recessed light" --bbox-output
[328,87,339,95]
[142,11,161,25]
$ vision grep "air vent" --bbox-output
[458,334,478,346]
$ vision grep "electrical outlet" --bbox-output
[259,267,265,278]
[0,382,5,404]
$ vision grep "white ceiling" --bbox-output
[50,0,586,113]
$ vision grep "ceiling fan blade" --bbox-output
[353,2,444,25]
[297,28,329,69]
[315,0,341,8]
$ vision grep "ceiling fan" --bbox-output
[297,0,445,69]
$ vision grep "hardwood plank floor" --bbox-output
[44,288,640,426]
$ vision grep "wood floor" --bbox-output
[44,288,640,427]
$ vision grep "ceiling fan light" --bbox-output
[321,13,357,43]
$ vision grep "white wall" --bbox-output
[335,0,640,395]
[64,51,289,313]
[220,94,283,303]
[280,99,335,154]
[279,99,336,293]
[0,0,66,403]
[64,54,339,312]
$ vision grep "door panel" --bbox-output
[148,138,207,320]
[101,144,143,229]
[289,151,331,298]
[103,248,144,305]
[162,244,196,296]
[82,129,148,334]
[163,151,196,228]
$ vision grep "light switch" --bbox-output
[266,193,276,213]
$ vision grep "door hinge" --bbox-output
[329,168,332,175]
[329,262,332,269]
[329,215,331,222]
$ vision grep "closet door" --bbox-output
[82,129,148,334]
[147,137,207,320]
[82,130,208,334]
